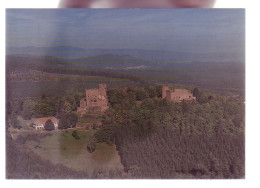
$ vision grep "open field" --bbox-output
[25,129,123,173]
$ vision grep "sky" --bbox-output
[6,9,245,54]
[4,0,246,8]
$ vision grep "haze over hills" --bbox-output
[73,54,149,69]
[6,54,151,69]
[6,46,244,63]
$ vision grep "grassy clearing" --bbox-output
[92,143,118,163]
[26,129,123,173]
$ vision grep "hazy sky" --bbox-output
[6,9,244,53]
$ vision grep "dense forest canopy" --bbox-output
[95,87,245,178]
[6,84,244,179]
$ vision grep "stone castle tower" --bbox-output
[98,84,107,96]
[77,84,109,115]
[162,85,169,99]
[161,85,196,102]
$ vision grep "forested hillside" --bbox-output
[6,85,245,179]
[6,55,245,97]
[95,87,245,178]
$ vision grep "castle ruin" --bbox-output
[162,85,196,102]
[77,84,109,115]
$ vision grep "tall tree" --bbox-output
[21,99,36,120]
[9,113,22,129]
[87,134,97,153]
[58,116,70,129]
[67,113,78,128]
[44,119,55,131]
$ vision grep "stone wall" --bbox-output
[77,84,109,115]
[162,85,196,102]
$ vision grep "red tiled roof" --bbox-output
[34,117,59,125]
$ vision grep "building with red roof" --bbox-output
[33,117,59,130]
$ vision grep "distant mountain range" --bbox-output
[6,54,151,70]
[6,46,244,63]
